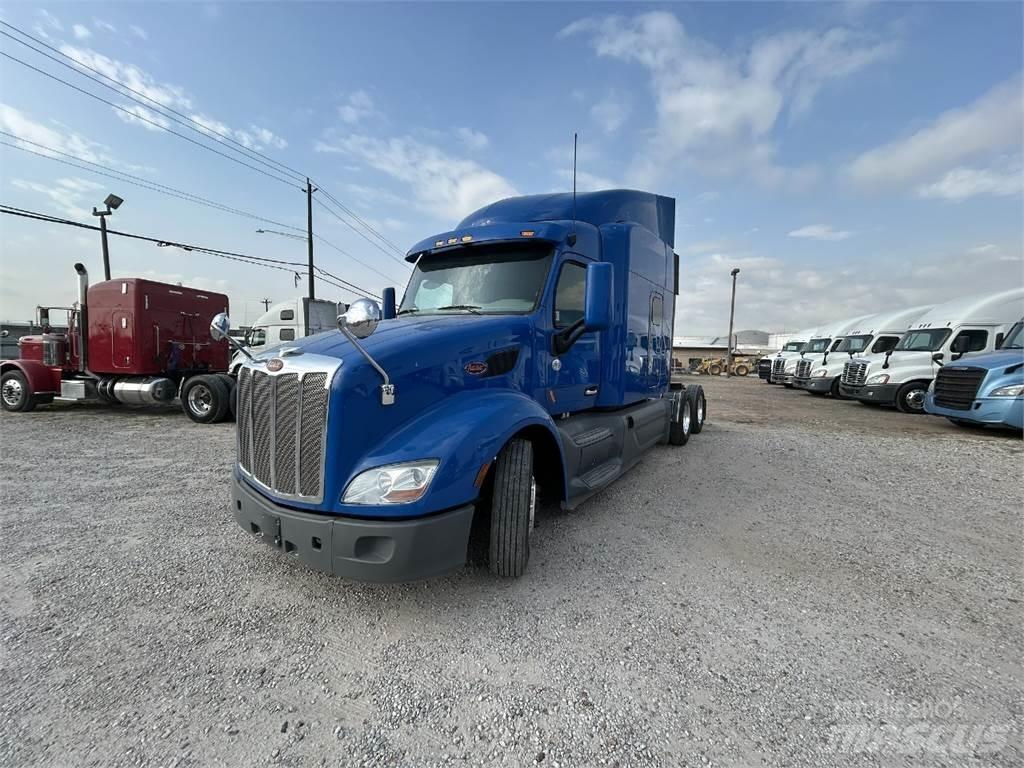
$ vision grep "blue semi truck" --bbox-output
[210,190,705,581]
[925,318,1024,431]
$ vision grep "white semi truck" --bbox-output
[772,320,853,387]
[793,307,933,397]
[766,327,819,385]
[839,288,1024,413]
[230,297,345,373]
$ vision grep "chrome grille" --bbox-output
[772,358,785,376]
[236,364,334,503]
[795,359,812,379]
[842,361,868,386]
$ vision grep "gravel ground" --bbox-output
[1,380,1021,767]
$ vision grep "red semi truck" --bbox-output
[0,263,235,423]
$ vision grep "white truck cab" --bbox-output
[796,306,933,397]
[768,327,818,385]
[230,297,345,373]
[839,288,1024,413]
[774,320,851,387]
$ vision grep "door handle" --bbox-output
[584,386,598,396]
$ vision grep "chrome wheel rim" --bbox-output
[906,389,926,411]
[187,383,213,416]
[682,405,691,433]
[2,379,23,407]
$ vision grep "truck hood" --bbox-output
[942,349,1024,372]
[861,350,936,380]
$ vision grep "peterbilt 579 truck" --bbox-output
[212,189,706,581]
[0,264,233,422]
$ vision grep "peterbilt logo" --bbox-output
[265,358,284,372]
[464,361,488,375]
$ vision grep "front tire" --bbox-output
[896,381,929,414]
[1,370,35,412]
[181,374,230,424]
[488,439,535,578]
[734,364,749,377]
[708,364,722,376]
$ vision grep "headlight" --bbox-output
[812,369,828,377]
[867,373,890,384]
[991,384,1024,397]
[342,460,439,504]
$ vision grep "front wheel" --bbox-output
[734,364,749,377]
[181,374,230,424]
[896,381,929,414]
[1,370,36,412]
[708,364,722,376]
[488,439,535,578]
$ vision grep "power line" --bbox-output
[314,196,411,271]
[0,134,308,233]
[0,204,381,299]
[0,50,302,190]
[315,183,407,257]
[0,22,308,185]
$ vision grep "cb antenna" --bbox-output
[568,132,578,246]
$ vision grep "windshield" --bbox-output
[1000,321,1024,349]
[835,334,872,353]
[895,328,951,352]
[803,337,832,353]
[782,342,804,352]
[399,244,553,315]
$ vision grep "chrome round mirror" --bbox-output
[0,329,9,338]
[337,298,381,339]
[210,312,231,341]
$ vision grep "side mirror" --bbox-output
[382,287,397,320]
[931,352,944,366]
[583,262,612,331]
[37,307,50,328]
[210,312,231,341]
[338,298,381,339]
[0,329,9,338]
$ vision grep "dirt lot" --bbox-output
[1,379,1021,767]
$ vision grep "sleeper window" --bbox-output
[279,328,296,341]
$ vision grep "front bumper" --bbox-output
[839,382,899,406]
[925,394,1024,429]
[771,372,794,385]
[794,376,834,394]
[232,473,475,582]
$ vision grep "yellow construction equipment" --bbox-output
[697,356,754,376]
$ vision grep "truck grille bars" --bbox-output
[933,367,985,411]
[772,358,786,377]
[842,361,868,386]
[795,359,812,380]
[237,365,333,503]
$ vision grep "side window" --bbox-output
[953,329,988,352]
[280,309,295,321]
[553,262,586,328]
[279,328,296,341]
[830,339,843,352]
[871,336,897,354]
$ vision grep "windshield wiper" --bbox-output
[436,304,483,314]
[396,307,419,316]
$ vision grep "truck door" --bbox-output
[112,311,134,369]
[547,259,601,414]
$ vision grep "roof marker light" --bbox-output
[520,230,535,237]
[434,240,444,247]
[461,235,473,243]
[447,237,458,245]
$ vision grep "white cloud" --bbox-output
[591,93,630,134]
[562,11,893,188]
[456,127,489,151]
[129,24,149,41]
[72,24,91,40]
[93,19,117,34]
[848,77,1023,189]
[115,104,171,132]
[788,224,852,241]
[969,244,999,256]
[915,163,1022,202]
[316,134,517,220]
[0,103,109,163]
[60,45,192,109]
[11,176,104,218]
[338,90,377,125]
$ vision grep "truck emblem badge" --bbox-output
[551,358,562,371]
[464,361,488,375]
[266,358,284,372]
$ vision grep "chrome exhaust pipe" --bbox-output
[73,263,88,373]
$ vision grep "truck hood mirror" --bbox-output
[210,312,231,341]
[338,298,381,339]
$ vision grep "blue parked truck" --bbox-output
[925,318,1024,431]
[210,190,705,581]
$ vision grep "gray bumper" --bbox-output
[232,474,474,582]
[839,382,899,406]
[795,376,833,394]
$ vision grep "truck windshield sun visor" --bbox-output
[398,243,554,316]
[895,328,952,352]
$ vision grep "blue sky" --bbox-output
[0,1,1021,334]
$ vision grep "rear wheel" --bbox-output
[488,439,535,578]
[1,370,36,412]
[708,364,722,376]
[690,385,706,434]
[181,374,230,424]
[668,390,691,446]
[896,381,929,414]
[733,364,749,377]
[215,374,236,421]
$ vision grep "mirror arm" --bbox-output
[340,327,391,388]
[223,333,255,361]
[552,319,586,355]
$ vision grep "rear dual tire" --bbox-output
[181,374,231,424]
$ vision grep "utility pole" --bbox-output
[726,267,740,376]
[92,193,123,281]
[260,298,272,312]
[306,178,316,300]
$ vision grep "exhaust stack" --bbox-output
[74,263,88,373]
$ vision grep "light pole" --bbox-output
[92,193,123,280]
[726,267,740,376]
